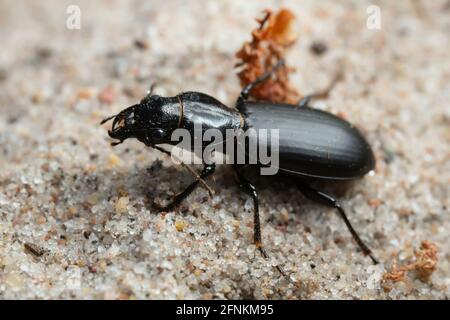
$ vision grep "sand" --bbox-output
[0,0,448,299]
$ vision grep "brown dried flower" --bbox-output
[235,8,300,104]
[382,240,439,286]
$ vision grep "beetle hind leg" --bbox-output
[297,183,379,265]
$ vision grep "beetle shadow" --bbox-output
[53,159,204,223]
[71,159,360,224]
[232,165,362,226]
[111,160,209,213]
[240,165,359,200]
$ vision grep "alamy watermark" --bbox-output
[66,5,381,31]
[366,5,381,30]
[170,123,280,176]
[66,5,81,30]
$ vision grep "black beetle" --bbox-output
[101,60,378,276]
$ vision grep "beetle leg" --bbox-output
[158,163,216,212]
[236,59,285,109]
[297,68,344,108]
[233,165,287,277]
[297,183,379,265]
[150,144,214,196]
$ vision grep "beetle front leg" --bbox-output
[233,165,287,277]
[158,163,216,212]
[297,183,379,265]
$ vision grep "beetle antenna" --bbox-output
[111,140,123,147]
[100,114,117,125]
[151,144,214,197]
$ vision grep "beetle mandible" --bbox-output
[101,60,379,276]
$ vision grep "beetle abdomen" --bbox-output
[242,102,375,180]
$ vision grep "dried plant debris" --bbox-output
[235,8,300,104]
[382,240,439,288]
[24,242,46,257]
[310,41,328,56]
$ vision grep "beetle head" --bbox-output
[100,94,176,147]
